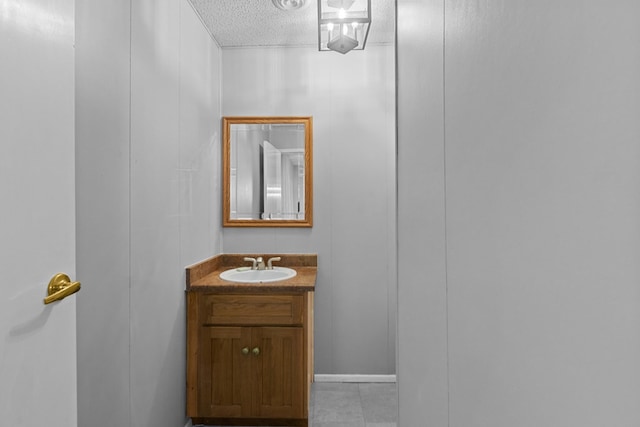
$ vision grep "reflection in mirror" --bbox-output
[223,117,313,227]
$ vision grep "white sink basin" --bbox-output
[219,266,297,283]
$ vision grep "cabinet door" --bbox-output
[252,326,305,418]
[199,326,252,417]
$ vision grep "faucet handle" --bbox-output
[243,257,257,270]
[267,256,282,270]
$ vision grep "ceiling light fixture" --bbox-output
[272,0,308,11]
[318,0,371,54]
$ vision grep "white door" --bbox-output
[262,140,283,218]
[0,0,77,426]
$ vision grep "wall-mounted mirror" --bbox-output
[223,116,313,227]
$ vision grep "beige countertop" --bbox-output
[186,253,317,293]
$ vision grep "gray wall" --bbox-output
[221,46,397,375]
[397,0,449,424]
[76,1,222,426]
[398,0,640,425]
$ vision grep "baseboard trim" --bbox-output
[314,374,396,383]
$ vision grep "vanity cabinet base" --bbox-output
[187,291,314,427]
[191,417,308,427]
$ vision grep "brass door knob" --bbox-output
[252,347,260,356]
[241,347,250,355]
[44,273,81,305]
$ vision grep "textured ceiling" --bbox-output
[189,0,395,48]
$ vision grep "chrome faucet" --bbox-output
[244,256,281,270]
[243,257,257,270]
[267,257,281,270]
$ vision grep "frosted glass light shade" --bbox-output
[318,0,371,53]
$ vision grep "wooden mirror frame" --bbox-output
[222,116,313,227]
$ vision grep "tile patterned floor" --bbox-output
[311,382,397,427]
[197,382,397,427]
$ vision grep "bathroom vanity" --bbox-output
[186,254,316,427]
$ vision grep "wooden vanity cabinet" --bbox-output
[187,291,314,427]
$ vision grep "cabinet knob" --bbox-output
[252,347,260,356]
[241,347,250,355]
